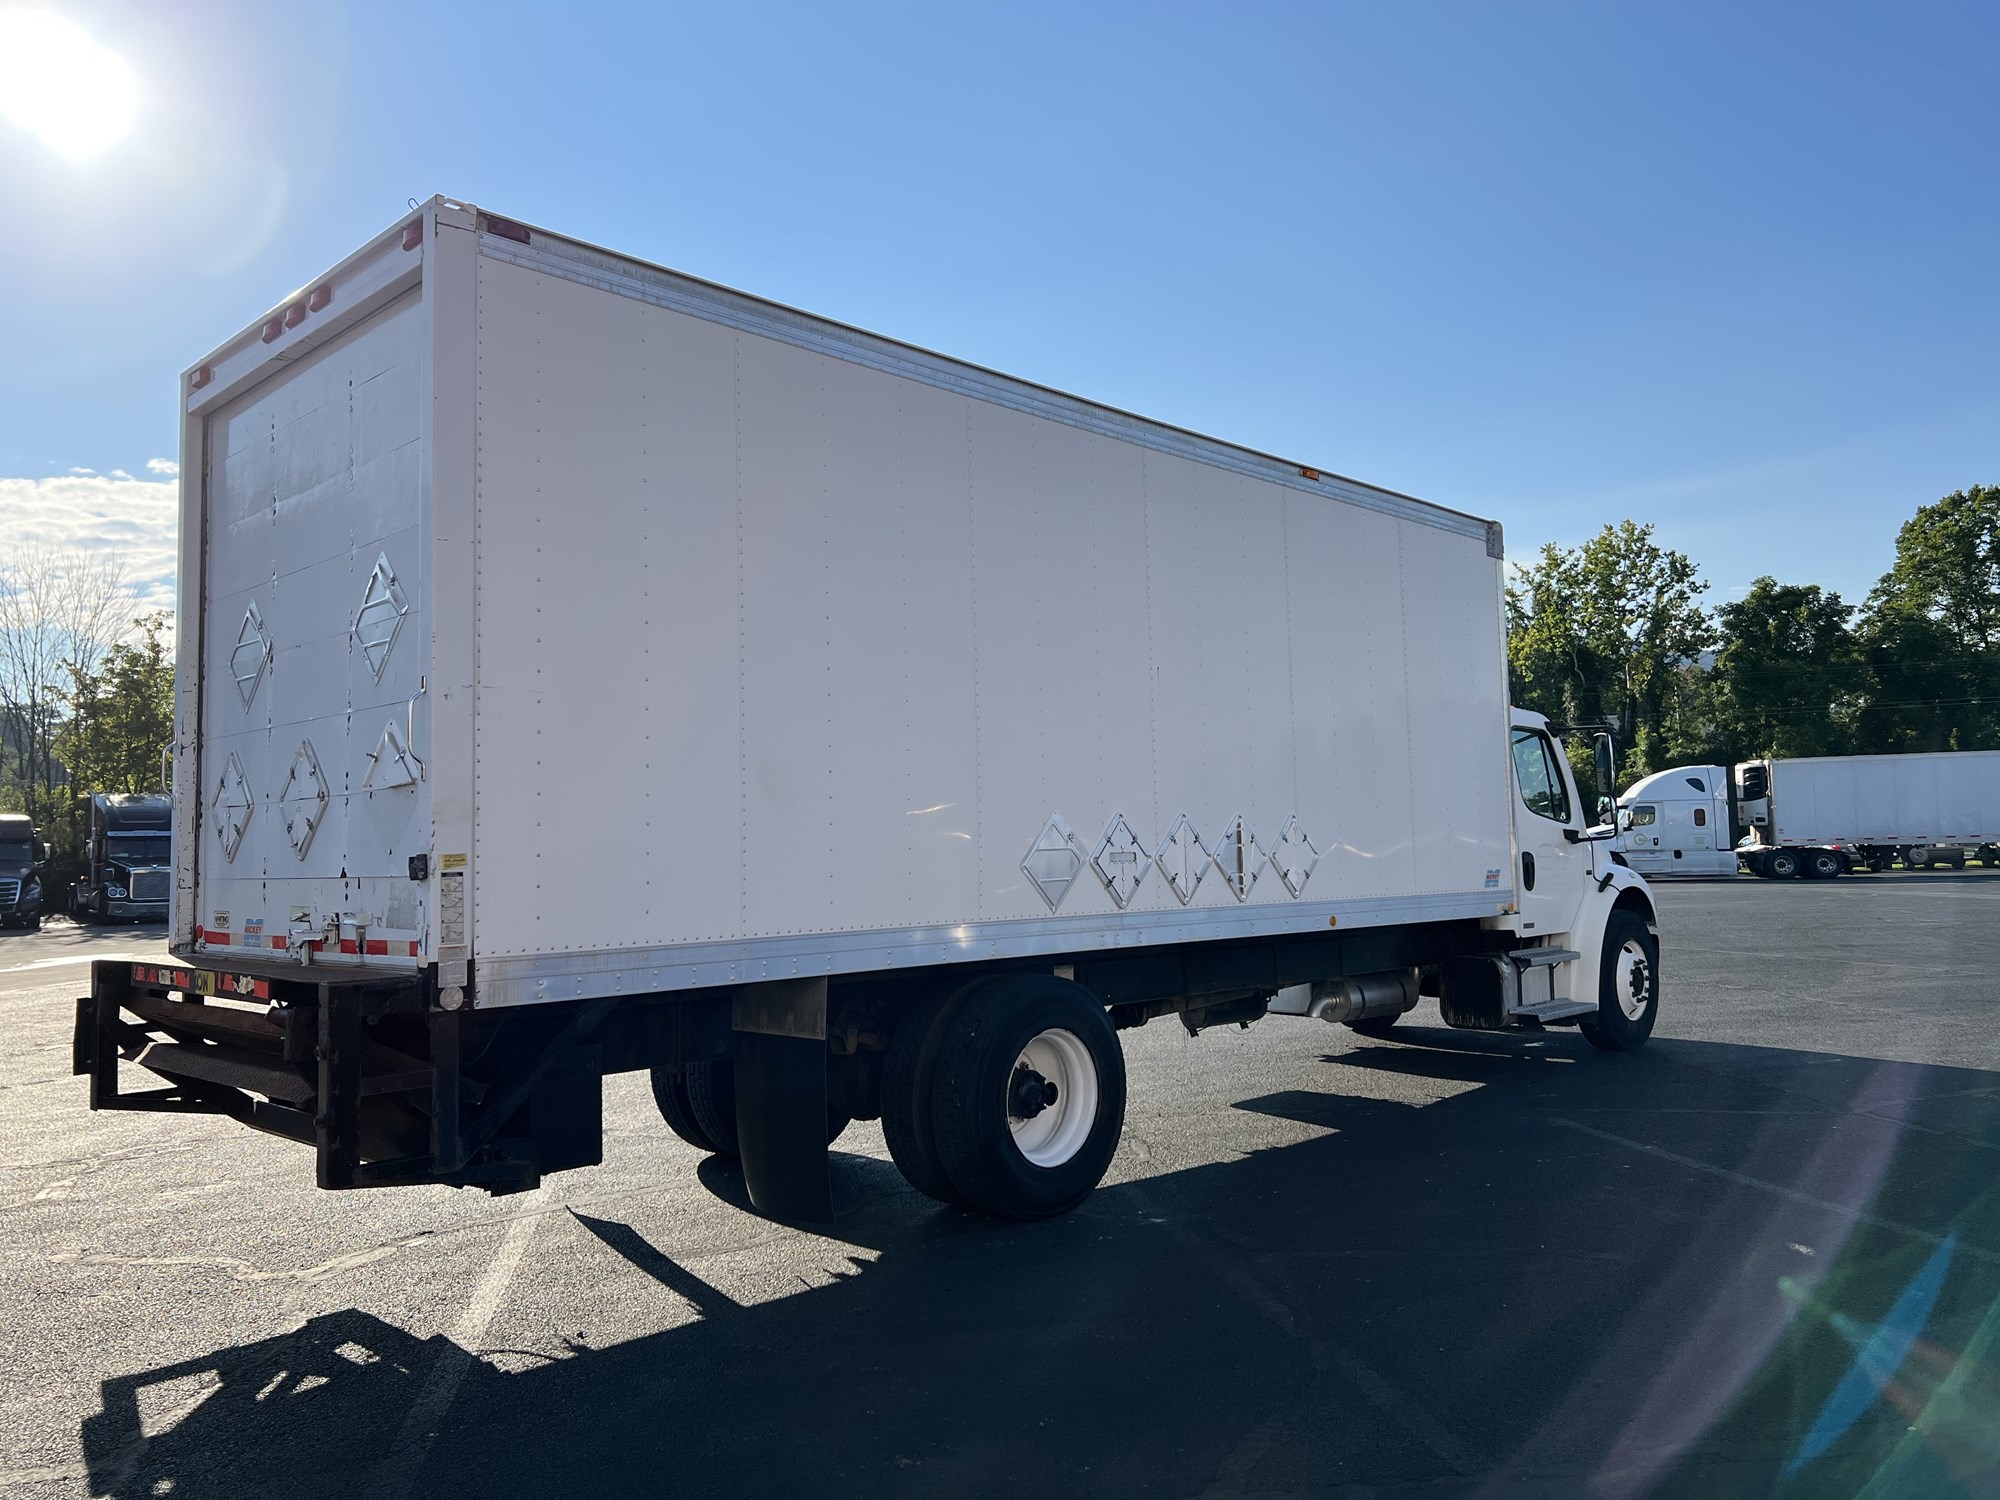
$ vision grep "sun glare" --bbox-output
[0,8,137,160]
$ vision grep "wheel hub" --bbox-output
[1615,940,1651,1019]
[1008,1064,1059,1121]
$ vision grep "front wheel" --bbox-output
[1579,910,1659,1052]
[929,974,1126,1220]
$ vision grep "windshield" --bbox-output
[0,841,32,866]
[107,833,171,865]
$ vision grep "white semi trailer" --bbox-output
[76,199,1658,1223]
[1734,751,2000,878]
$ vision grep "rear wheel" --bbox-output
[679,1057,851,1160]
[930,974,1126,1220]
[880,978,989,1203]
[1580,910,1658,1053]
[1765,849,1800,879]
[1804,850,1843,879]
[650,1066,721,1154]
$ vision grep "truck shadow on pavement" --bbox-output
[79,1030,2000,1500]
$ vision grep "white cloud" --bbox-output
[67,465,96,476]
[146,458,178,477]
[109,468,133,479]
[0,472,178,611]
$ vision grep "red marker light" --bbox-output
[402,221,423,250]
[284,301,308,329]
[260,317,283,344]
[484,215,530,244]
[190,365,212,391]
[308,284,333,312]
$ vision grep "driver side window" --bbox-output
[1510,728,1573,824]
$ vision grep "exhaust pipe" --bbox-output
[1271,970,1419,1025]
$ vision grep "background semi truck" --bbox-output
[1609,752,2000,878]
[1735,750,2000,877]
[0,813,48,932]
[71,793,173,923]
[75,198,1659,1223]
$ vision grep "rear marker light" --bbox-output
[307,284,332,312]
[283,301,308,329]
[401,221,423,251]
[260,317,283,344]
[190,365,212,391]
[485,215,531,244]
[1299,467,1322,481]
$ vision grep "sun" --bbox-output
[0,9,137,160]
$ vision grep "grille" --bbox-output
[131,870,171,903]
[0,878,18,906]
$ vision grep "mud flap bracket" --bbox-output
[732,977,834,1224]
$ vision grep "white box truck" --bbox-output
[76,199,1659,1222]
[1734,751,2000,878]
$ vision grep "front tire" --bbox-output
[930,974,1126,1220]
[1580,910,1658,1052]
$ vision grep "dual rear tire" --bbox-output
[882,973,1126,1220]
[649,1058,851,1159]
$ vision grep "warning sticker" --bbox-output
[440,872,465,946]
[440,852,468,871]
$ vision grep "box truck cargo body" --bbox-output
[77,199,1658,1222]
[1734,751,2000,877]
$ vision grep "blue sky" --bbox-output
[2,0,1993,612]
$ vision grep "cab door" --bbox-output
[1621,801,1669,875]
[1510,725,1588,940]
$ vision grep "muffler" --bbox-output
[1270,970,1419,1026]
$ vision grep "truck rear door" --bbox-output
[193,288,429,964]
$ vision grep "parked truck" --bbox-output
[1734,751,2000,877]
[74,199,1659,1223]
[71,793,173,923]
[0,813,48,932]
[1608,764,1736,878]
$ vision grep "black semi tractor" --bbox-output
[72,794,172,924]
[0,813,48,932]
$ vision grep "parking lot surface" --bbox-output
[3,875,1997,1498]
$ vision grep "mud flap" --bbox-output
[732,978,834,1224]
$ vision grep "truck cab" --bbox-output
[0,813,47,932]
[72,794,173,924]
[1609,764,1734,876]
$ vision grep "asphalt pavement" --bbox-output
[3,874,1998,1499]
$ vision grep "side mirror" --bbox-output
[38,842,51,865]
[1593,732,1617,816]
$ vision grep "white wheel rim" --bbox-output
[1614,939,1651,1020]
[1007,1028,1098,1169]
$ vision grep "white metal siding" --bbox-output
[1774,751,2000,846]
[468,249,1512,988]
[195,290,430,957]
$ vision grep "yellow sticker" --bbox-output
[440,852,468,871]
[192,971,217,995]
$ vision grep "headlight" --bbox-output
[108,885,127,899]
[24,880,39,900]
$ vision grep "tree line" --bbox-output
[1508,484,1999,798]
[0,546,173,905]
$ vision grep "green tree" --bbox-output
[58,613,175,799]
[1711,578,1858,759]
[1857,484,1999,751]
[1508,521,1714,776]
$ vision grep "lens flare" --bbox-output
[0,9,138,160]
